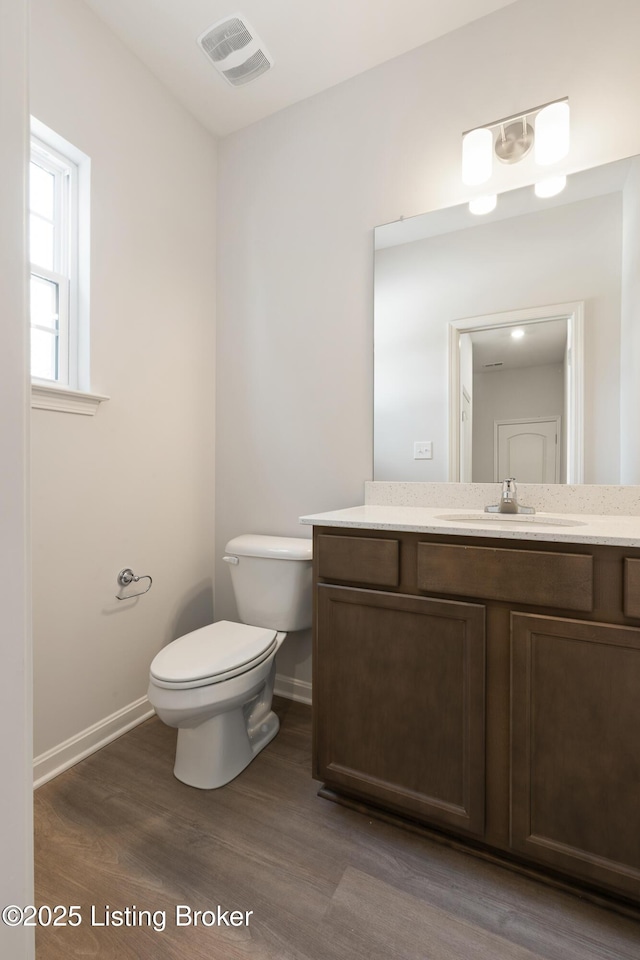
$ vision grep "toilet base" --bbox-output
[173,706,280,790]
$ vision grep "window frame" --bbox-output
[29,118,108,415]
[29,136,76,385]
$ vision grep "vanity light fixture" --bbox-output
[462,127,493,185]
[534,101,570,165]
[462,99,570,204]
[468,194,497,216]
[535,175,567,198]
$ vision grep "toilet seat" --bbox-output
[149,620,278,690]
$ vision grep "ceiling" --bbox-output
[82,0,516,137]
[471,319,567,372]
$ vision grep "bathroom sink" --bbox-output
[434,512,586,528]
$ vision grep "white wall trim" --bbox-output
[33,696,154,788]
[274,673,312,706]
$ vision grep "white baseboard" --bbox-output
[33,696,154,789]
[274,673,312,706]
[34,679,308,788]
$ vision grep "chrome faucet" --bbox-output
[485,478,535,515]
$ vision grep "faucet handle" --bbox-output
[486,478,534,514]
[502,478,517,500]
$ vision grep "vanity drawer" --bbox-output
[317,534,399,587]
[416,543,593,611]
[624,559,640,618]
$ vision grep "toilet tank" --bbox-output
[224,535,312,632]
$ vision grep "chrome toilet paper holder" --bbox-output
[116,568,153,600]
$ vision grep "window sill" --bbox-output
[31,381,110,416]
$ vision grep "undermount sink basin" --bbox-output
[434,512,587,528]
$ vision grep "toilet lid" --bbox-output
[150,621,278,687]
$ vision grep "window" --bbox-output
[29,119,105,414]
[29,135,76,383]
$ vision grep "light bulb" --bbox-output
[462,128,492,185]
[535,175,567,198]
[469,194,497,216]
[535,101,570,166]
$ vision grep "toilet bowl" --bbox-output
[147,535,312,789]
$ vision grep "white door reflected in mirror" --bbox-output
[495,417,560,484]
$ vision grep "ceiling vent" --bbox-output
[483,361,504,368]
[197,14,273,87]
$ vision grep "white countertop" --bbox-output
[299,504,640,547]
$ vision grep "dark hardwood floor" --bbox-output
[34,698,640,959]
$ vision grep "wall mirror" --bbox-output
[374,155,640,484]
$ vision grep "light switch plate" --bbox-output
[414,441,433,460]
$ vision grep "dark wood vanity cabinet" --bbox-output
[312,527,640,909]
[510,612,640,901]
[316,585,486,836]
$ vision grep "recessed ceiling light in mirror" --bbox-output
[511,328,525,339]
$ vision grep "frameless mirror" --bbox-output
[374,155,640,483]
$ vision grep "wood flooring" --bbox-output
[34,698,640,959]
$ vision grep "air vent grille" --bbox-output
[222,49,271,86]
[197,14,273,87]
[200,18,252,63]
[483,361,504,368]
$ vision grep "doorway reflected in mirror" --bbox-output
[449,306,583,484]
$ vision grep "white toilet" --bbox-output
[147,535,312,789]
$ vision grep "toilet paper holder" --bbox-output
[116,568,153,600]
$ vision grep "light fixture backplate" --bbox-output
[495,121,534,164]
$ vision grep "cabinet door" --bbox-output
[315,586,486,837]
[511,613,640,900]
